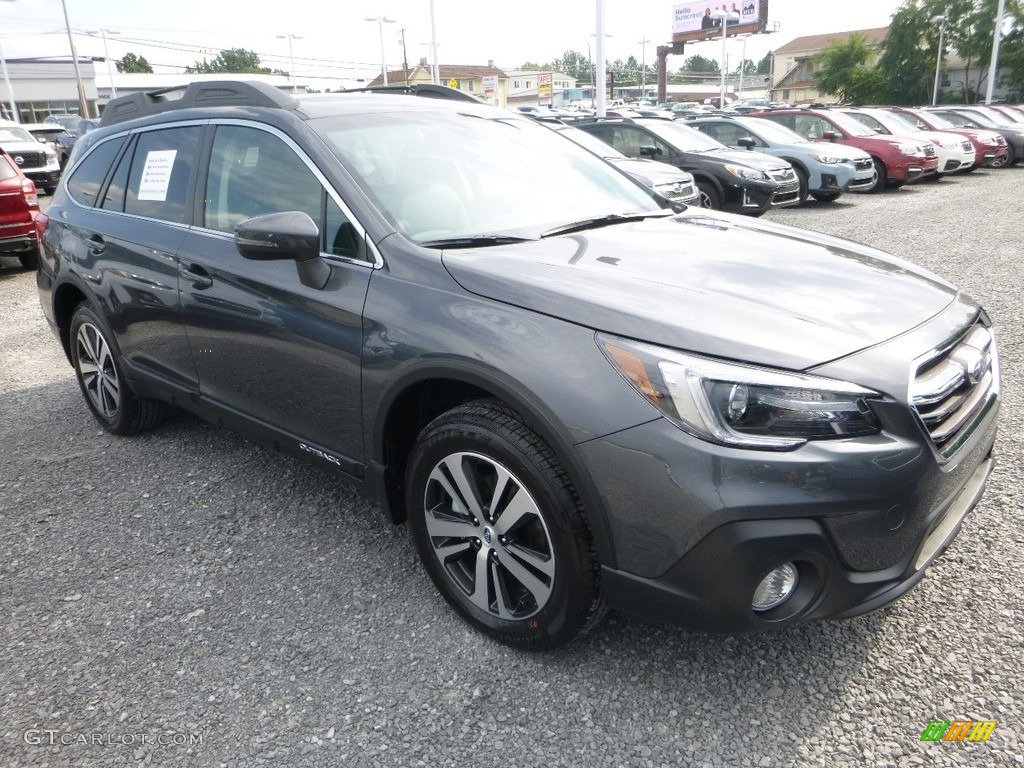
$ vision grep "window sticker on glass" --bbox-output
[244,146,259,167]
[137,149,178,201]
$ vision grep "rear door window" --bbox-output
[66,136,126,207]
[125,127,202,224]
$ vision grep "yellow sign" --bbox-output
[538,73,552,99]
[448,78,458,88]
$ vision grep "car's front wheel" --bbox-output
[70,303,167,435]
[405,401,604,650]
[810,192,841,203]
[696,181,720,210]
[868,158,887,192]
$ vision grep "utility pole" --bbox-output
[985,0,1006,104]
[59,0,91,118]
[399,27,410,84]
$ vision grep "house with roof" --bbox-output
[368,59,509,108]
[770,27,888,104]
[505,70,577,107]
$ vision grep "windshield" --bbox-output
[46,115,81,130]
[556,126,626,159]
[868,110,921,133]
[947,110,995,128]
[909,109,954,129]
[740,117,809,144]
[823,111,878,137]
[972,106,1014,126]
[640,120,728,152]
[311,109,660,244]
[0,126,37,143]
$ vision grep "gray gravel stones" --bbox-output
[2,170,1023,767]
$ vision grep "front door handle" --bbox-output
[180,262,214,289]
[87,234,105,254]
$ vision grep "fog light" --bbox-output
[752,563,799,611]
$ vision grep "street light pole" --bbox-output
[595,0,607,116]
[985,0,1006,104]
[87,29,119,99]
[0,35,18,122]
[738,34,749,100]
[930,15,945,106]
[638,36,649,99]
[364,16,396,85]
[276,33,302,93]
[429,0,440,85]
[712,10,739,107]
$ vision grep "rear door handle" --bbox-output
[180,262,214,289]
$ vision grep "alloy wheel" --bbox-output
[75,322,120,419]
[422,451,555,620]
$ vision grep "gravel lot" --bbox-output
[2,171,1023,768]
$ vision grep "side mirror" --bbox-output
[737,137,756,150]
[639,145,662,158]
[235,211,330,289]
[822,130,838,142]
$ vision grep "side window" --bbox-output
[324,196,361,259]
[855,114,884,133]
[125,127,202,224]
[101,137,134,212]
[204,125,321,234]
[66,136,126,207]
[794,116,834,140]
[609,127,643,156]
[650,136,674,157]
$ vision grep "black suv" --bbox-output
[574,116,801,215]
[37,82,999,649]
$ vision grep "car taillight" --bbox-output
[21,178,38,208]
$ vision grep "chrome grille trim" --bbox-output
[911,323,998,457]
[768,168,795,182]
[923,145,937,157]
[961,140,973,152]
[854,158,873,171]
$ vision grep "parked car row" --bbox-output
[519,102,1022,216]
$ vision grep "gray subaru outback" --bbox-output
[36,82,999,649]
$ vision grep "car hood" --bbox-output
[697,148,791,171]
[607,157,694,185]
[0,140,49,153]
[784,141,871,161]
[441,209,957,371]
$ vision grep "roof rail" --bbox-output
[100,80,299,127]
[341,83,483,103]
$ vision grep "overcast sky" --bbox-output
[1,0,906,85]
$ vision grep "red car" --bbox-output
[752,107,939,191]
[0,147,44,269]
[890,107,1010,169]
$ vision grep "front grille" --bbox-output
[922,145,937,158]
[768,168,795,183]
[961,140,973,152]
[854,158,873,171]
[911,323,998,457]
[995,136,1006,146]
[10,151,45,169]
[655,181,696,201]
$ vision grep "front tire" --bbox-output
[868,158,887,192]
[18,248,38,270]
[810,192,841,203]
[405,401,604,650]
[69,303,167,435]
[696,181,720,210]
[793,166,809,204]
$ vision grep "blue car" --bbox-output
[689,115,877,203]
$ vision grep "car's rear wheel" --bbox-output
[696,181,720,210]
[405,400,604,650]
[70,303,167,435]
[868,158,887,192]
[810,192,841,203]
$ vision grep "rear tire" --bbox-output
[810,192,841,203]
[69,303,167,435]
[405,400,604,650]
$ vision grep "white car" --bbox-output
[838,108,976,174]
[0,121,61,194]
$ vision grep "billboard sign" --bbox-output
[483,76,497,95]
[538,73,552,99]
[672,1,767,43]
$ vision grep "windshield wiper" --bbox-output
[540,211,673,238]
[419,235,533,249]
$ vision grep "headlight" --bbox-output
[45,150,58,164]
[724,164,770,182]
[894,143,922,155]
[599,334,882,450]
[809,154,844,164]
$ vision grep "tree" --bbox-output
[683,54,720,74]
[551,50,590,80]
[115,53,153,73]
[519,61,544,71]
[875,3,935,103]
[756,53,772,75]
[185,48,286,76]
[813,33,885,103]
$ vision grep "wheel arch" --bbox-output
[369,360,619,569]
[52,279,90,364]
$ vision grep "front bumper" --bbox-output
[727,179,800,214]
[600,454,993,631]
[24,168,61,188]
